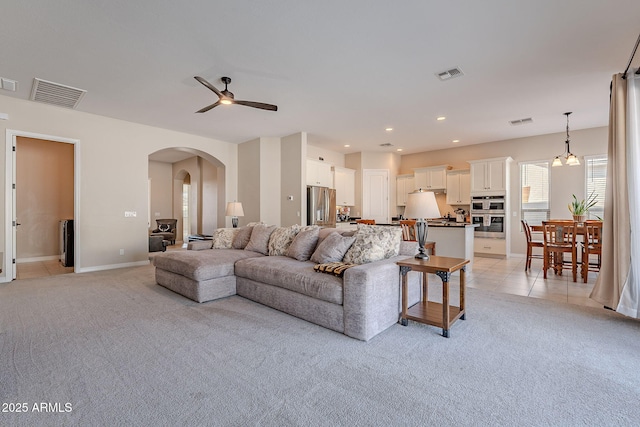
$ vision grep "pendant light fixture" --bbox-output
[552,112,580,167]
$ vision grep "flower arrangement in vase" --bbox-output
[568,191,597,223]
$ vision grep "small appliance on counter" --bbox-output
[454,208,468,223]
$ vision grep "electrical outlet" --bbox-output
[119,249,124,255]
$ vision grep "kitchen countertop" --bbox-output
[336,221,478,228]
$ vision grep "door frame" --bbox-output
[4,129,80,282]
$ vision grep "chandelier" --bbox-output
[552,112,580,167]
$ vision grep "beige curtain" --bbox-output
[590,73,631,308]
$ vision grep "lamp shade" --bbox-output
[404,190,440,220]
[225,201,244,217]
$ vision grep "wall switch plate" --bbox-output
[119,249,124,255]
[125,211,137,217]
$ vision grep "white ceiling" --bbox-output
[1,1,639,156]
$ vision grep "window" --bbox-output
[520,161,550,225]
[585,155,607,220]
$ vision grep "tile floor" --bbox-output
[16,250,602,309]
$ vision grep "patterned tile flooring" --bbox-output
[15,250,602,309]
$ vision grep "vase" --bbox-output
[572,214,585,223]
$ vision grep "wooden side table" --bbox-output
[397,256,469,337]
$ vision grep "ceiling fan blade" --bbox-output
[234,100,278,111]
[194,76,223,98]
[196,100,221,113]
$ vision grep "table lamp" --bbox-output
[225,201,244,228]
[403,189,441,259]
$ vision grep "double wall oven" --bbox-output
[470,195,506,238]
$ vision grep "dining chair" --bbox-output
[581,220,603,283]
[542,220,578,281]
[521,219,544,271]
[399,219,436,255]
[356,219,376,225]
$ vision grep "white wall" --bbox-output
[1,95,237,278]
[307,144,345,167]
[400,126,608,255]
[148,160,173,227]
[281,132,307,226]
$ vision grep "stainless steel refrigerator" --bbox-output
[307,186,336,227]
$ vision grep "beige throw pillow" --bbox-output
[232,226,254,249]
[245,224,277,255]
[285,227,320,261]
[268,225,301,256]
[310,232,356,264]
[211,228,240,249]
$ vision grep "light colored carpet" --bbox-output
[1,265,639,426]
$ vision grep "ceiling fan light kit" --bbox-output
[194,76,278,113]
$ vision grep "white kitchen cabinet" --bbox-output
[413,165,450,191]
[333,166,356,206]
[468,157,512,193]
[396,174,414,206]
[446,170,471,205]
[306,160,333,187]
[474,237,507,257]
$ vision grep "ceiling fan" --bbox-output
[194,76,278,113]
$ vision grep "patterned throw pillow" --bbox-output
[310,232,356,264]
[285,227,320,261]
[211,228,239,249]
[342,224,402,264]
[268,225,301,256]
[245,224,277,255]
[313,262,356,277]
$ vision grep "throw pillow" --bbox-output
[245,224,277,255]
[310,232,356,264]
[343,224,402,264]
[313,262,356,278]
[285,227,320,261]
[211,228,239,249]
[268,225,301,256]
[232,226,254,249]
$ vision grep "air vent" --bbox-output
[30,78,86,109]
[379,143,394,147]
[509,117,533,126]
[1,78,18,92]
[435,67,464,81]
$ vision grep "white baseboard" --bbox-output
[75,260,150,273]
[17,255,59,263]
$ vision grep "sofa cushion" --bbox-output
[268,225,301,256]
[343,224,402,264]
[285,227,320,261]
[245,224,277,255]
[153,249,263,281]
[310,232,356,264]
[211,228,240,249]
[232,226,254,249]
[235,256,344,305]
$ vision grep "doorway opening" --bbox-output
[182,176,191,243]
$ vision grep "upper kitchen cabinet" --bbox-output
[333,166,356,206]
[468,157,512,193]
[413,165,451,191]
[306,159,333,187]
[396,174,415,206]
[446,170,471,205]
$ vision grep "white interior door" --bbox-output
[362,169,389,224]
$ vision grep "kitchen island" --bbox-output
[423,222,477,272]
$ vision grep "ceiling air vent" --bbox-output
[30,78,86,109]
[435,67,464,81]
[509,117,533,126]
[379,143,394,147]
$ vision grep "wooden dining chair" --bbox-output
[356,219,376,225]
[542,220,578,281]
[581,220,603,283]
[521,219,544,271]
[399,219,436,255]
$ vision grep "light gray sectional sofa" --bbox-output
[153,226,420,341]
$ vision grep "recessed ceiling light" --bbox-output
[452,139,460,143]
[385,127,393,131]
[436,116,446,121]
[344,144,350,148]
